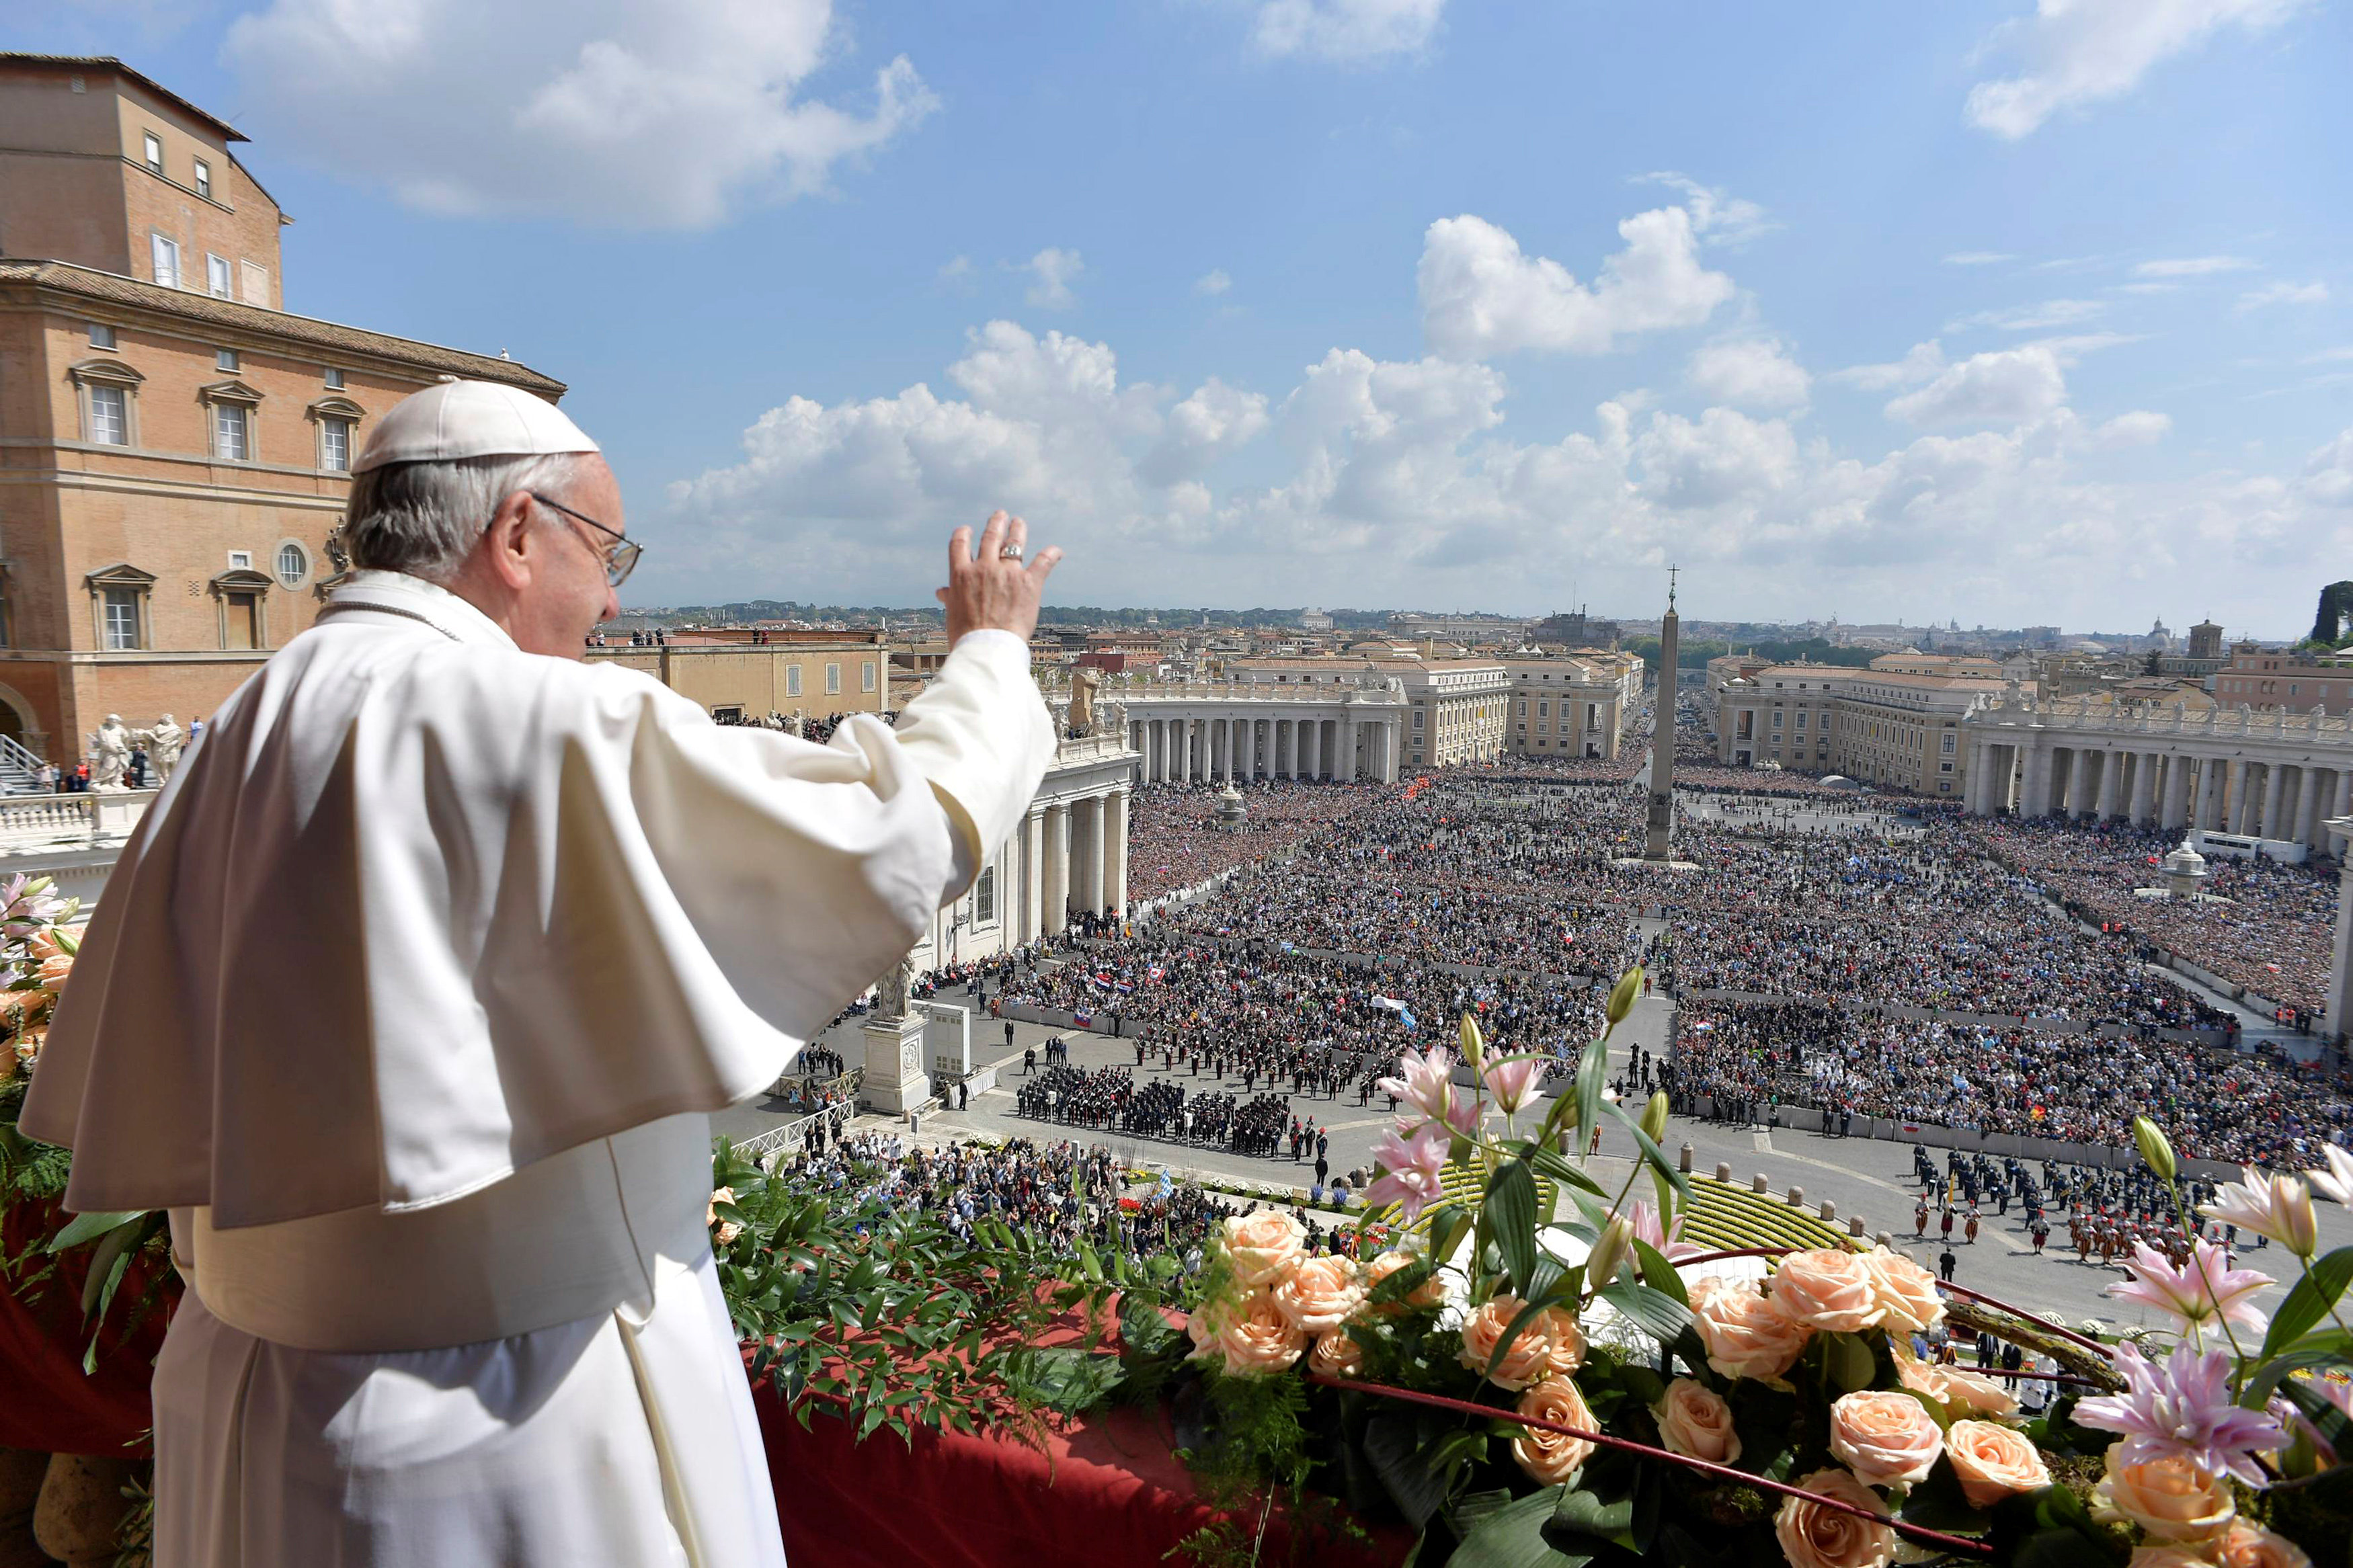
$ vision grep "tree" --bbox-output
[2311,581,2353,646]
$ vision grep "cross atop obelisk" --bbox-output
[1642,568,1680,862]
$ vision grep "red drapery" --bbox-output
[0,1202,170,1456]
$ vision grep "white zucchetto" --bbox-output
[354,378,601,473]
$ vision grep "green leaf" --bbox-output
[1629,1240,1687,1305]
[1597,1278,1691,1345]
[1597,1097,1691,1206]
[1526,1144,1609,1198]
[1574,1039,1609,1165]
[1486,1158,1541,1298]
[1825,1331,1878,1393]
[79,1219,140,1321]
[2261,1245,2353,1362]
[1897,1455,1988,1534]
[47,1208,146,1252]
[1546,1485,1634,1544]
[2238,1329,2353,1409]
[1449,1485,1594,1568]
[1364,1411,1454,1532]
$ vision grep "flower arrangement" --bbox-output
[1153,964,2353,1568]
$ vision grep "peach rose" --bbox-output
[1827,1390,1944,1490]
[1893,1353,1950,1404]
[1460,1295,1555,1391]
[1653,1377,1742,1465]
[1187,1294,1240,1361]
[1531,1305,1587,1378]
[1688,1275,1810,1382]
[1310,1330,1366,1379]
[1273,1254,1366,1333]
[1774,1467,1896,1568]
[1859,1248,1945,1334]
[1510,1376,1597,1486]
[2092,1452,2235,1543]
[2214,1521,2315,1568]
[1944,1419,2050,1508]
[2127,1549,2220,1568]
[1223,1210,1308,1288]
[1771,1249,1887,1334]
[1215,1289,1308,1375]
[1363,1249,1445,1313]
[1940,1365,2020,1418]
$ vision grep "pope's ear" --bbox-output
[483,490,539,588]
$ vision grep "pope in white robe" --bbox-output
[20,380,1064,1567]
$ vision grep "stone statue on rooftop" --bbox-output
[138,714,185,785]
[875,950,916,1020]
[1068,667,1099,735]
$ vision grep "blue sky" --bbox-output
[15,0,2351,633]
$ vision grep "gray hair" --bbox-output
[337,452,584,583]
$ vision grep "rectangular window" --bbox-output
[323,367,345,389]
[87,322,116,349]
[227,550,253,571]
[319,417,352,472]
[225,591,262,651]
[207,255,233,299]
[194,159,212,200]
[862,660,877,692]
[142,132,162,172]
[87,385,128,446]
[1771,710,1783,727]
[213,403,248,461]
[1413,712,1425,728]
[825,661,841,695]
[103,589,141,650]
[150,234,180,289]
[216,347,239,372]
[786,665,801,698]
[975,866,996,924]
[1538,700,1549,716]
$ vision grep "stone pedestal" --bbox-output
[862,1013,930,1115]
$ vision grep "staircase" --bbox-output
[0,734,46,795]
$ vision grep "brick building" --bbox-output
[0,54,562,768]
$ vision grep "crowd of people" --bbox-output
[1123,780,1388,903]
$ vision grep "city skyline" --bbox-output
[11,0,2350,633]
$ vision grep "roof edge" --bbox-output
[0,53,247,142]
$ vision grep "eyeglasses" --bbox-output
[528,491,643,587]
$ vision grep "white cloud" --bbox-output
[936,255,973,288]
[2092,410,2172,446]
[1886,345,2068,427]
[1944,251,2017,267]
[223,0,936,229]
[1828,341,1948,393]
[1687,337,1812,411]
[1946,298,2108,332]
[1635,173,1776,247]
[662,315,2353,620]
[2237,280,2329,311]
[1964,0,2309,140]
[1022,248,1085,309]
[1418,207,1734,360]
[1195,268,1234,297]
[2304,346,2353,364]
[2132,255,2256,278]
[1250,0,1444,62]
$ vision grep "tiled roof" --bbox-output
[0,259,565,395]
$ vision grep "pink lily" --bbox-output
[1365,1122,1453,1224]
[1378,1045,1461,1131]
[2105,1241,2271,1334]
[2307,1144,2353,1208]
[2201,1167,2318,1257]
[2075,1341,2282,1487]
[1626,1198,1705,1262]
[1482,1055,1548,1116]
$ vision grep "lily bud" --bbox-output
[1605,967,1642,1026]
[1458,1012,1484,1070]
[1641,1090,1669,1145]
[2132,1116,2177,1184]
[1587,1214,1632,1290]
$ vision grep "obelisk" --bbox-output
[1643,569,1679,862]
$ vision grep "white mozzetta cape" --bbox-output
[24,571,1055,1228]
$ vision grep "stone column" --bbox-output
[1019,809,1043,942]
[2229,761,2255,833]
[2128,751,2156,825]
[1105,788,1129,915]
[2161,755,2190,831]
[2019,740,2052,817]
[2261,762,2286,840]
[1305,718,1321,778]
[2194,757,2221,830]
[2302,769,2333,850]
[1961,740,1985,813]
[1340,719,1358,781]
[1043,802,1070,932]
[1074,795,1105,916]
[1386,720,1404,782]
[2100,750,2122,819]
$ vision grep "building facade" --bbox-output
[1499,654,1638,759]
[2215,643,2353,716]
[0,54,562,768]
[1713,663,2007,797]
[1962,695,2352,852]
[1111,678,1409,785]
[1223,653,1507,772]
[587,639,889,723]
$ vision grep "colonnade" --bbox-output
[1127,709,1404,785]
[1965,737,2352,850]
[998,784,1129,945]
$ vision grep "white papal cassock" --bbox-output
[21,568,1055,1567]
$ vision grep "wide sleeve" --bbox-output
[884,629,1059,893]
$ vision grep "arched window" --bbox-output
[276,540,311,587]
